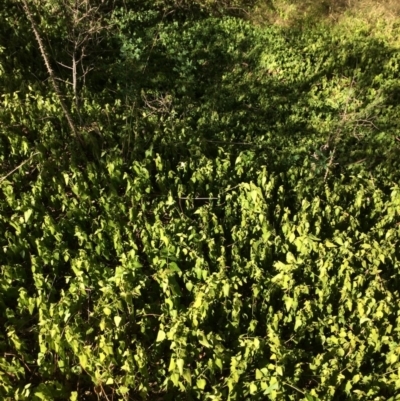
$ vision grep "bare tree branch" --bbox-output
[21,0,82,143]
[0,152,40,184]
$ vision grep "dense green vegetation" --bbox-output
[1,1,400,399]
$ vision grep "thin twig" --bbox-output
[179,197,219,200]
[0,152,40,184]
[203,139,256,145]
[354,119,379,130]
[222,184,241,193]
[100,382,111,401]
[345,158,366,166]
[56,60,73,70]
[282,381,305,395]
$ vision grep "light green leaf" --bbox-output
[170,372,180,386]
[177,358,184,375]
[114,316,122,327]
[294,317,302,331]
[70,391,78,401]
[325,240,337,248]
[63,173,69,185]
[284,297,293,312]
[214,357,223,370]
[197,378,207,390]
[119,386,129,395]
[24,209,33,222]
[286,252,296,264]
[183,369,192,385]
[334,237,344,245]
[79,354,88,368]
[156,330,166,342]
[223,283,230,297]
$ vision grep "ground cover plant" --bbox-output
[1,0,400,399]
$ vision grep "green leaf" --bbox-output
[286,252,296,263]
[284,297,293,312]
[119,386,129,395]
[156,330,166,342]
[214,357,223,370]
[250,382,257,394]
[294,317,302,331]
[169,262,181,272]
[334,237,344,245]
[263,381,279,395]
[223,283,230,297]
[325,240,337,248]
[197,378,207,390]
[170,372,180,386]
[183,369,192,385]
[114,316,122,327]
[24,208,33,222]
[70,392,78,401]
[177,358,184,375]
[79,354,88,369]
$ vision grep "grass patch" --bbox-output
[251,0,400,30]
